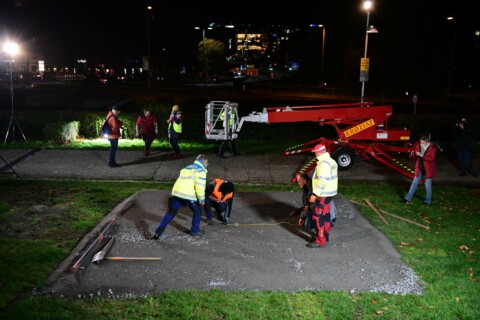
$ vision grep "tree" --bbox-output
[198,38,226,79]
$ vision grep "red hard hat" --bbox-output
[312,143,326,153]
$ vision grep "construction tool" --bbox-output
[289,206,303,216]
[91,237,161,264]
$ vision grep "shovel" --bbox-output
[91,237,161,264]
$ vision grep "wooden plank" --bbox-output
[364,198,389,224]
[351,200,430,230]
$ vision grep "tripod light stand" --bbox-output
[3,41,26,145]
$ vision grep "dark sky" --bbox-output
[0,0,478,91]
[0,0,475,60]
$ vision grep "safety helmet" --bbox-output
[312,143,326,153]
[172,105,180,111]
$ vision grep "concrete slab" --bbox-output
[40,190,423,297]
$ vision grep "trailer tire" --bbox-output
[333,147,355,170]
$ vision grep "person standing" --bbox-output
[205,178,235,225]
[106,105,123,168]
[218,108,240,158]
[152,154,209,239]
[307,143,338,248]
[403,135,438,205]
[453,117,477,177]
[167,105,183,159]
[136,108,158,156]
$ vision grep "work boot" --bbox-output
[152,226,166,240]
[190,230,206,237]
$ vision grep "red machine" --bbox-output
[205,101,415,181]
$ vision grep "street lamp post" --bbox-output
[360,0,378,103]
[446,16,456,101]
[194,26,211,90]
[321,25,326,84]
[3,41,26,144]
[309,24,326,85]
[146,4,152,96]
[202,28,209,89]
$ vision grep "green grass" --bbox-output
[0,179,479,319]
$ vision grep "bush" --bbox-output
[42,121,79,144]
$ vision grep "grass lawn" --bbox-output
[0,178,478,320]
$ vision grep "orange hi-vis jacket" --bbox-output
[209,178,233,203]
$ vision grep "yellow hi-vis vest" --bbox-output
[168,112,183,133]
[220,110,235,128]
[312,152,338,197]
[172,159,207,202]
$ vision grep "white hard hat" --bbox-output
[312,143,326,153]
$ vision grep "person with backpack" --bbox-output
[135,108,158,156]
[105,105,124,168]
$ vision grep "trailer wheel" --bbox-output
[332,147,355,170]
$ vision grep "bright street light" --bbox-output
[3,41,26,144]
[360,0,378,103]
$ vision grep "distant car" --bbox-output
[208,76,220,83]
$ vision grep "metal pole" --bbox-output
[4,59,26,144]
[360,11,370,103]
[203,29,209,90]
[146,5,151,96]
[321,26,326,84]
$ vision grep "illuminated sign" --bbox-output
[343,119,375,138]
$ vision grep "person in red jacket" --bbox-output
[403,135,438,205]
[106,105,124,168]
[135,108,158,156]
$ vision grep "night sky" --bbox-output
[0,0,478,93]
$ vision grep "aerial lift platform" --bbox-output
[205,101,415,181]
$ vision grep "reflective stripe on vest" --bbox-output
[172,160,207,201]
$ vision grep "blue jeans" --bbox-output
[405,174,432,204]
[169,132,181,154]
[154,197,202,236]
[108,138,118,165]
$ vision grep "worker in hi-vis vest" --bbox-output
[152,154,209,239]
[205,178,235,225]
[307,143,338,249]
[218,108,240,158]
[167,104,183,159]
